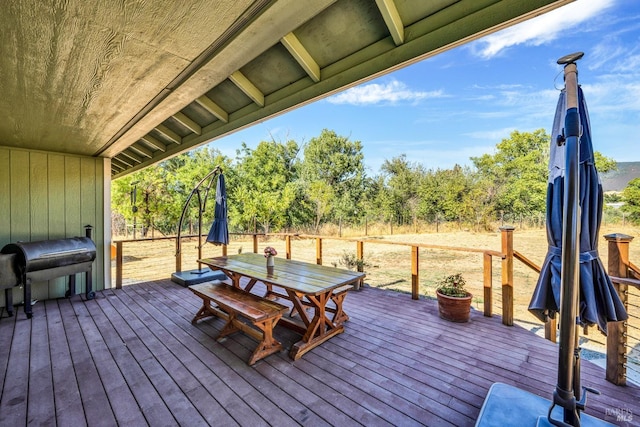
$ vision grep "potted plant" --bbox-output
[435,273,472,322]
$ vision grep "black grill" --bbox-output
[1,228,96,319]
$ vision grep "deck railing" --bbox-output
[115,229,507,317]
[603,233,640,386]
[112,228,637,385]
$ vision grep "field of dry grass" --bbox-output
[114,223,640,381]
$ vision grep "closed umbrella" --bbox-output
[528,89,627,333]
[528,52,627,426]
[206,173,229,246]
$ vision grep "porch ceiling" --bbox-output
[0,0,573,178]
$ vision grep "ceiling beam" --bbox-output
[113,156,133,168]
[155,124,182,145]
[173,112,202,135]
[102,0,339,162]
[229,71,265,107]
[140,135,166,152]
[375,0,404,45]
[120,149,143,164]
[129,143,154,158]
[195,95,229,123]
[281,32,320,82]
[111,162,125,172]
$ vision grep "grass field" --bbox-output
[114,223,640,382]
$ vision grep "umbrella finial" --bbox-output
[557,52,584,65]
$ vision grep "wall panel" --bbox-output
[0,148,9,247]
[29,152,51,300]
[47,154,68,299]
[0,146,107,309]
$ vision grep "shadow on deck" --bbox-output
[1,280,638,426]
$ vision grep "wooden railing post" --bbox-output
[483,252,492,317]
[604,233,633,386]
[286,235,292,259]
[545,317,558,343]
[411,246,419,300]
[355,240,364,290]
[356,240,364,272]
[116,241,123,289]
[500,226,515,326]
[316,238,322,265]
[253,234,258,253]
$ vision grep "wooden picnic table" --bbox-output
[198,253,365,360]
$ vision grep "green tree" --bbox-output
[232,140,299,232]
[594,151,617,174]
[300,129,366,224]
[472,129,549,219]
[380,155,425,226]
[622,178,640,224]
[111,147,229,236]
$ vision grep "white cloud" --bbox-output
[327,79,445,105]
[471,0,615,59]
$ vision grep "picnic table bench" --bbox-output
[189,281,288,365]
[198,253,365,361]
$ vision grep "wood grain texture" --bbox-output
[0,279,636,426]
[0,149,10,246]
[0,0,254,155]
[0,149,9,307]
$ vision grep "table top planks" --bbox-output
[199,253,364,296]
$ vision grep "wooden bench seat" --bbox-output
[189,281,288,365]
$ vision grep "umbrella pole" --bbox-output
[551,52,583,427]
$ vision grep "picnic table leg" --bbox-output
[248,315,284,365]
[191,299,219,324]
[286,290,311,326]
[289,290,344,360]
[331,291,350,325]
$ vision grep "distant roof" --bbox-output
[601,161,640,192]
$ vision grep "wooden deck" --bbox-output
[1,279,638,426]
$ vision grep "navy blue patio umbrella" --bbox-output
[528,79,627,333]
[528,53,627,425]
[206,173,229,246]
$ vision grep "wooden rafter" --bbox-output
[113,156,133,168]
[375,0,404,45]
[155,124,182,145]
[111,161,125,171]
[120,149,143,164]
[229,71,265,107]
[195,95,229,123]
[173,112,201,135]
[281,32,320,82]
[129,143,154,158]
[140,135,166,152]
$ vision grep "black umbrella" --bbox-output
[528,53,627,426]
[206,173,229,246]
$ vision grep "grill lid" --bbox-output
[1,237,96,272]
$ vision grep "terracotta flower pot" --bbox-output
[436,290,472,323]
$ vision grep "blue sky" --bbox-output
[209,0,640,176]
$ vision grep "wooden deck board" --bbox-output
[0,279,638,426]
[28,303,56,426]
